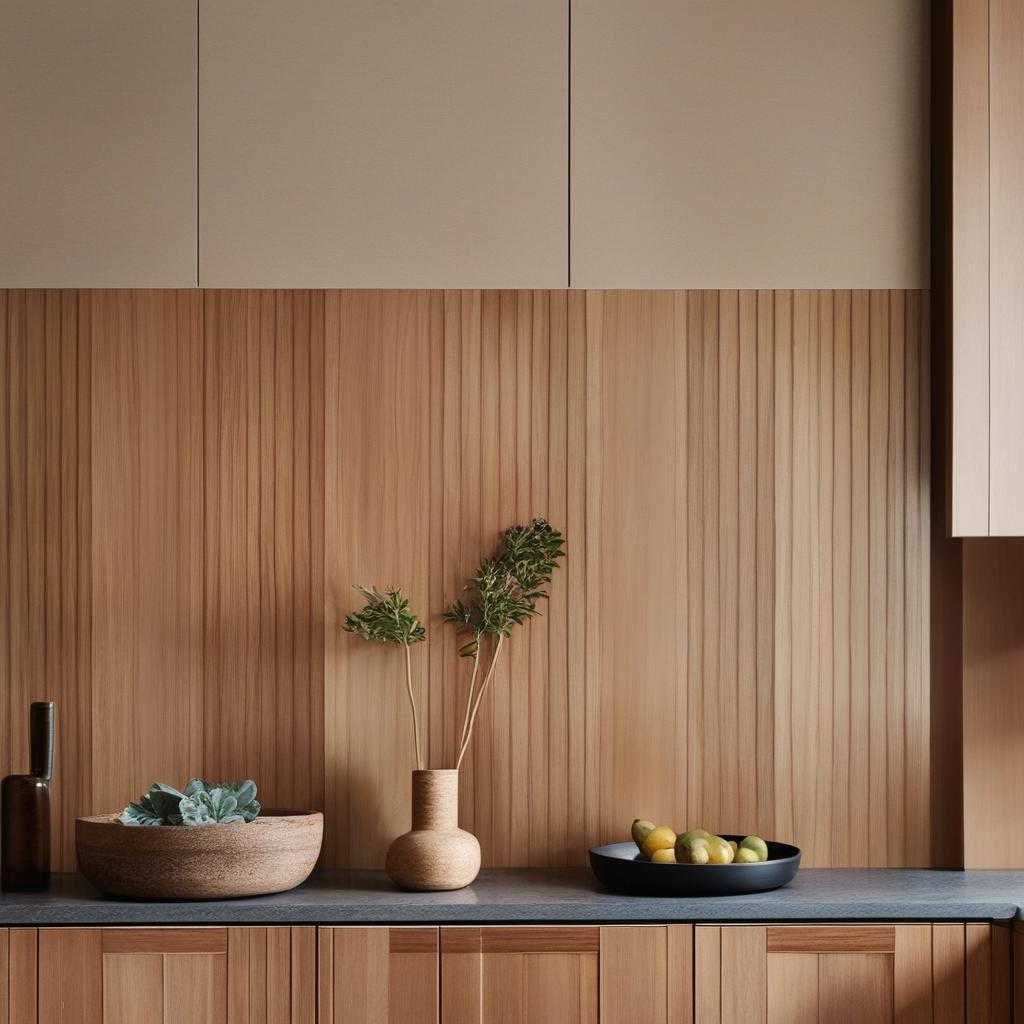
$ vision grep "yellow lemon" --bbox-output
[735,847,760,863]
[640,826,677,860]
[651,848,676,864]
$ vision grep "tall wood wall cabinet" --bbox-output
[0,0,198,287]
[949,0,1024,535]
[198,0,568,288]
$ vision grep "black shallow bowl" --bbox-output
[589,836,801,896]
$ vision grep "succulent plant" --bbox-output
[120,778,260,826]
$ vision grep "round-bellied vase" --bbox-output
[385,769,480,891]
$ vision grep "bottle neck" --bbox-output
[29,702,54,781]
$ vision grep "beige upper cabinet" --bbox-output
[950,0,1024,536]
[199,0,568,288]
[0,0,198,287]
[570,1,930,289]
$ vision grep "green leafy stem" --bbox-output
[343,518,565,771]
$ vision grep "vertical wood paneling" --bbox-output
[89,290,204,813]
[203,291,324,818]
[0,291,88,868]
[1,288,931,869]
[324,290,435,867]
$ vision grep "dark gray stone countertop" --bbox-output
[2,869,1024,926]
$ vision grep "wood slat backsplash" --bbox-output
[0,289,930,869]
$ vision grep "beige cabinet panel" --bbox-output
[199,0,567,288]
[571,1,929,288]
[0,0,197,287]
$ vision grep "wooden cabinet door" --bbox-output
[38,926,315,1024]
[199,0,567,288]
[440,927,598,1024]
[599,926,693,1024]
[696,924,1009,1023]
[318,927,438,1024]
[950,0,1024,535]
[0,0,198,287]
[0,929,38,1024]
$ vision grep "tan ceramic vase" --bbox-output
[385,769,480,891]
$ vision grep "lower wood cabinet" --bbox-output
[695,923,1011,1023]
[0,929,38,1024]
[441,926,599,1023]
[316,924,693,1024]
[7,920,1015,1023]
[35,926,315,1024]
[318,927,439,1024]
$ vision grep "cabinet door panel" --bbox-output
[318,927,438,1024]
[39,926,312,1024]
[816,953,892,1024]
[103,953,163,1024]
[767,952,818,1024]
[441,927,597,1024]
[599,925,694,1024]
[200,0,567,287]
[165,953,227,1024]
[0,929,38,1024]
[696,924,980,1024]
[0,0,198,286]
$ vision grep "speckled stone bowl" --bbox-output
[76,811,323,899]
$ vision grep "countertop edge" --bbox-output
[3,870,1024,926]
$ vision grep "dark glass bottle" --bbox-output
[1,701,55,891]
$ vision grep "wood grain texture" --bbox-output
[6,929,36,1024]
[320,927,438,1024]
[38,929,103,1024]
[600,926,692,1024]
[950,0,991,536]
[965,923,1012,1023]
[202,290,325,817]
[988,0,1024,534]
[817,953,892,1024]
[441,927,596,1024]
[767,926,895,954]
[768,952,818,1024]
[40,926,302,1024]
[963,539,1024,867]
[697,925,981,1023]
[102,929,228,954]
[1,288,931,868]
[103,953,162,1024]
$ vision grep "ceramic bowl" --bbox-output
[589,835,800,896]
[75,810,323,899]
